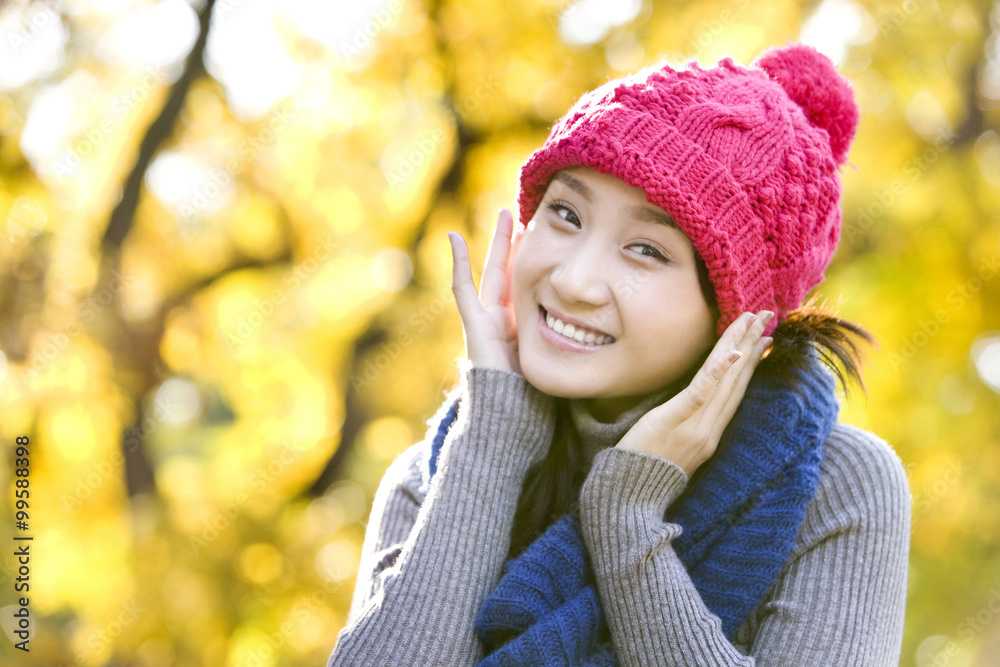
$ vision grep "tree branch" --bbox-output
[98,0,218,497]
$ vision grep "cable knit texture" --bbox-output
[424,354,838,665]
[517,43,858,337]
[326,363,910,666]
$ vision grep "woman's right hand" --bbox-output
[448,208,522,375]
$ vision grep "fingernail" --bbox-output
[745,312,757,326]
[762,336,774,348]
[727,350,742,363]
[762,310,775,324]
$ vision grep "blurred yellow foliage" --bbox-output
[0,0,998,665]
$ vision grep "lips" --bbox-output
[540,305,615,339]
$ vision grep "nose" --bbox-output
[548,237,613,307]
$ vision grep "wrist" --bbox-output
[581,447,690,528]
[454,357,557,468]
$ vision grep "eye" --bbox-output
[545,200,580,227]
[628,243,670,263]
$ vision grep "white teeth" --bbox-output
[544,311,613,346]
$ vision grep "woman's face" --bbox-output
[511,166,717,418]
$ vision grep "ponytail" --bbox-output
[761,294,877,400]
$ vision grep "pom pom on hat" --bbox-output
[755,43,859,165]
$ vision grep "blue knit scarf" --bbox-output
[424,356,839,665]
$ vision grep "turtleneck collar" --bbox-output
[566,382,680,468]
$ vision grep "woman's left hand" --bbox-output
[615,310,774,477]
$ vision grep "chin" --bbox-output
[519,359,575,398]
[519,357,609,400]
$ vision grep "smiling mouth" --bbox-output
[540,306,615,346]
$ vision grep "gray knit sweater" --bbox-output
[327,362,911,666]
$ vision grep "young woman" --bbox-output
[327,43,910,666]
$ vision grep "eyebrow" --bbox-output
[625,204,680,231]
[552,171,680,231]
[552,171,593,200]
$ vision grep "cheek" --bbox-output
[672,295,716,354]
[511,230,542,286]
[624,280,714,347]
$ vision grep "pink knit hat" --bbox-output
[517,43,859,338]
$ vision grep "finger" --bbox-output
[448,231,484,323]
[702,310,757,369]
[704,309,767,400]
[675,345,742,421]
[645,311,756,431]
[480,208,514,307]
[688,311,757,398]
[702,312,771,439]
[706,333,772,444]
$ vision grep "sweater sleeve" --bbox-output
[327,361,557,666]
[578,422,911,667]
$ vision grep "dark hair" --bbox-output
[505,254,876,561]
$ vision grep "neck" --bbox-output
[579,394,648,423]
[567,381,681,468]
